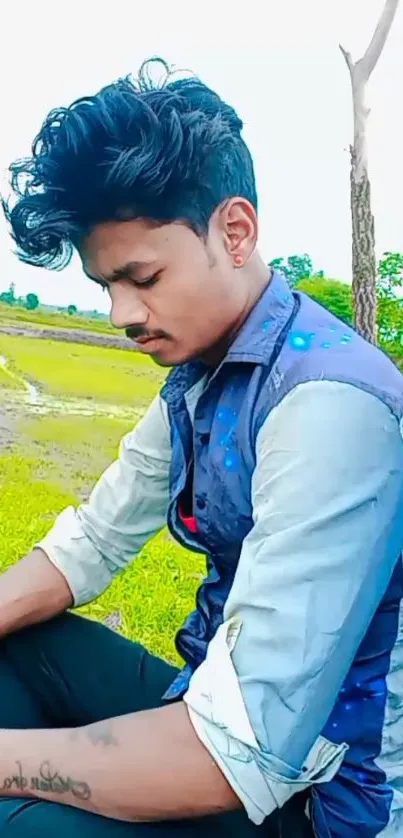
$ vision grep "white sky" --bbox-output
[0,0,402,312]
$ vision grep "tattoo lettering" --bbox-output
[2,761,91,801]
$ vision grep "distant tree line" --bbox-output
[0,283,78,316]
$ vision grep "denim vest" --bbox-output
[161,271,403,835]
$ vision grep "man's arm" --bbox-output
[0,395,172,636]
[0,549,73,638]
[184,382,403,824]
[0,703,240,821]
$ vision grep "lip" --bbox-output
[133,336,164,352]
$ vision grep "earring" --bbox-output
[234,255,244,268]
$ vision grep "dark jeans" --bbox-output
[0,613,312,836]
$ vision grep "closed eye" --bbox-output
[134,272,161,289]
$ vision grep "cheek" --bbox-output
[155,270,230,341]
[180,296,218,331]
[181,305,228,351]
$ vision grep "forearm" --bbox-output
[0,548,73,637]
[0,703,239,822]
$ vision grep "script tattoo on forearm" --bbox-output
[2,761,91,800]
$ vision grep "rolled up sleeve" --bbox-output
[38,395,172,605]
[184,381,403,824]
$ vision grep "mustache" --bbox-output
[125,326,169,341]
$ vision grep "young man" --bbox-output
[1,58,403,838]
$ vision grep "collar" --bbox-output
[223,270,295,366]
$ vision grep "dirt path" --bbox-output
[0,323,136,351]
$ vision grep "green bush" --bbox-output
[295,277,353,324]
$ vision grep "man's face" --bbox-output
[81,199,259,366]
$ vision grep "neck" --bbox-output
[200,257,272,366]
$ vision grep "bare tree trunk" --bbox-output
[340,0,400,343]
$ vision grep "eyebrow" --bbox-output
[84,261,153,286]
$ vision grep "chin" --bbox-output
[152,346,201,368]
[151,356,175,368]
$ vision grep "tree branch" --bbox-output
[359,0,400,80]
[339,44,354,75]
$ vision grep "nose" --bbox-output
[109,284,149,331]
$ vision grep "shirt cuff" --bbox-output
[184,619,348,825]
[37,506,114,606]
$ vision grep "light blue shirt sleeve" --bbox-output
[37,376,206,605]
[38,395,172,604]
[184,381,403,824]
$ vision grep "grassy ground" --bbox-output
[0,333,165,405]
[0,302,115,334]
[0,333,202,665]
[0,364,22,389]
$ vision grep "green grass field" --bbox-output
[0,333,166,404]
[0,364,22,389]
[0,302,115,334]
[0,332,202,665]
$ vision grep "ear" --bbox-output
[219,198,258,267]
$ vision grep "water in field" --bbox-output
[0,355,144,422]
